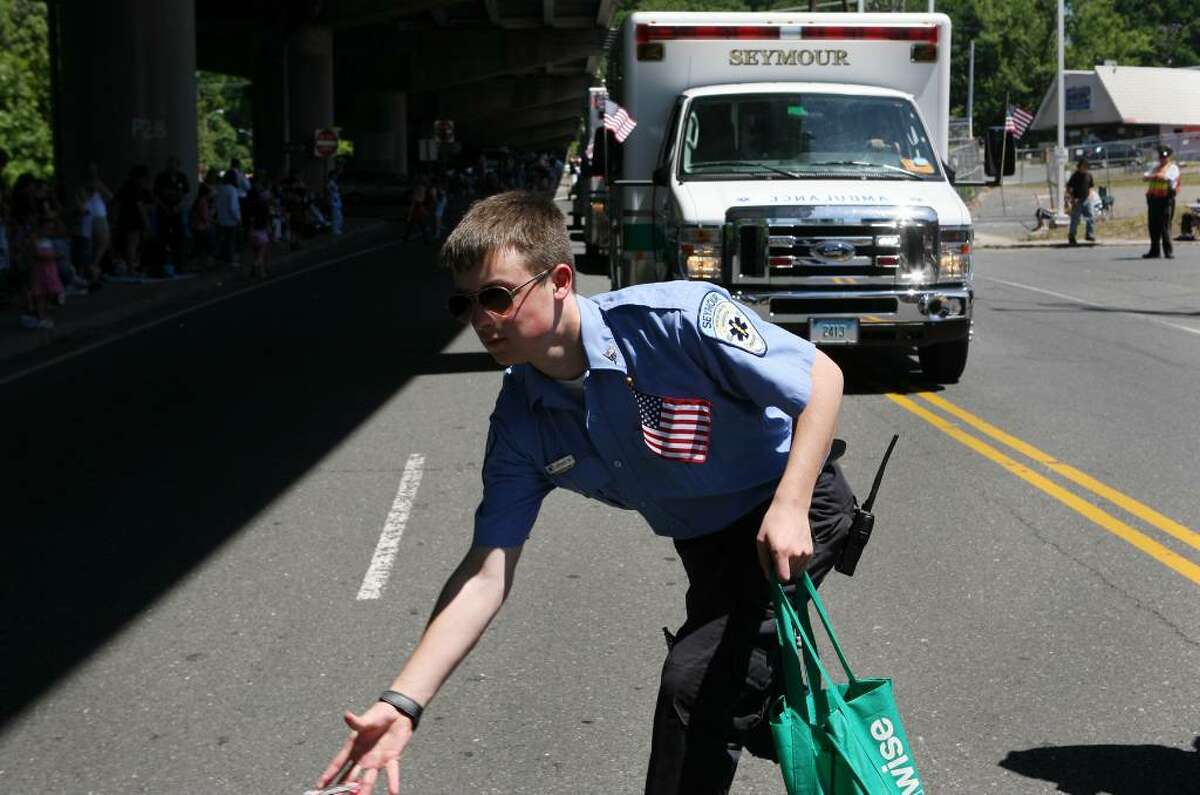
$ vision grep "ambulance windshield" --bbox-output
[679,93,942,181]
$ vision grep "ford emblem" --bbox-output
[812,240,856,264]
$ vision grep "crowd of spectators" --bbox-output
[403,150,565,243]
[0,147,346,331]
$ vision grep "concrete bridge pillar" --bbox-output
[56,0,198,200]
[253,25,334,185]
[350,92,408,178]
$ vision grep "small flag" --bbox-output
[1005,105,1034,139]
[634,391,712,464]
[603,99,638,143]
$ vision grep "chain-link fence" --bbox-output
[1013,131,1200,186]
[947,118,984,184]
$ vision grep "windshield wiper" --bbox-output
[689,161,801,178]
[809,160,925,180]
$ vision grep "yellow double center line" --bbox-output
[886,392,1200,585]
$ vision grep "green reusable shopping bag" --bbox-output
[769,574,925,795]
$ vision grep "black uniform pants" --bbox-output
[644,461,854,795]
[1147,196,1175,257]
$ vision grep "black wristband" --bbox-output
[378,690,424,730]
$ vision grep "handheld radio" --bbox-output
[836,434,899,577]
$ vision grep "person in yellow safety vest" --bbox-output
[1142,146,1180,259]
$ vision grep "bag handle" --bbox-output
[772,580,848,718]
[773,582,878,793]
[799,573,858,684]
[773,575,858,685]
[772,580,816,724]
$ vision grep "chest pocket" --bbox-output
[546,453,627,509]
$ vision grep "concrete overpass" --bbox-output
[51,0,614,195]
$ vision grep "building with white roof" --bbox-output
[1030,64,1200,141]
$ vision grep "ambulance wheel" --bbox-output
[612,257,630,290]
[918,338,969,383]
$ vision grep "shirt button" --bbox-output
[612,460,623,469]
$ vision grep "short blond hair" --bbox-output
[440,190,573,277]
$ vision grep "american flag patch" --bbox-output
[634,391,712,464]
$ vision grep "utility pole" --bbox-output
[1054,0,1068,222]
[967,40,975,139]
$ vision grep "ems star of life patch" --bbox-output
[698,291,767,356]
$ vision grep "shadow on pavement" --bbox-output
[999,737,1200,794]
[830,348,948,396]
[410,351,503,376]
[0,240,463,727]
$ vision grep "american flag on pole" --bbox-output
[634,391,712,464]
[1004,105,1034,139]
[604,99,637,143]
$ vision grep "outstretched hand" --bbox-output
[315,702,414,795]
[756,499,813,582]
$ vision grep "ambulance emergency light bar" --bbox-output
[635,24,939,44]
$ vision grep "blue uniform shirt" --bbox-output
[473,281,818,548]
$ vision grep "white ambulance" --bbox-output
[606,11,976,381]
[572,86,611,260]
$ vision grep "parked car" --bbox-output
[1071,141,1143,166]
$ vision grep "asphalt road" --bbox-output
[1,229,1198,794]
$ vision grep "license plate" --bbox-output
[810,318,859,344]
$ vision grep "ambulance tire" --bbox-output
[576,244,606,275]
[632,258,660,284]
[610,253,627,290]
[918,338,969,383]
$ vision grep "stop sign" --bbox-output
[314,128,339,158]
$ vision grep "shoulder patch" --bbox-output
[697,291,767,357]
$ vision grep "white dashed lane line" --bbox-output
[357,453,426,601]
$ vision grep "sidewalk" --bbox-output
[0,219,397,377]
[975,233,1145,249]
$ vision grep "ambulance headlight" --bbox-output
[938,227,973,281]
[680,226,722,280]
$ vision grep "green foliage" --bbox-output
[939,0,1056,131]
[0,0,53,179]
[1110,0,1199,68]
[1067,0,1154,70]
[196,71,254,173]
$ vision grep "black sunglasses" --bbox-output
[448,269,551,321]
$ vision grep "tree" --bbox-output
[1110,0,1199,68]
[196,71,254,175]
[1067,0,1154,69]
[0,0,53,179]
[938,0,1056,131]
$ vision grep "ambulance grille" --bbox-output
[724,205,939,280]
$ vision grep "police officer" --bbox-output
[1143,146,1180,259]
[316,191,854,795]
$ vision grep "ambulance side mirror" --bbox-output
[653,165,670,187]
[945,159,987,188]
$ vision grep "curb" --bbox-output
[975,239,1148,250]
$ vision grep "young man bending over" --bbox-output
[317,191,854,795]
